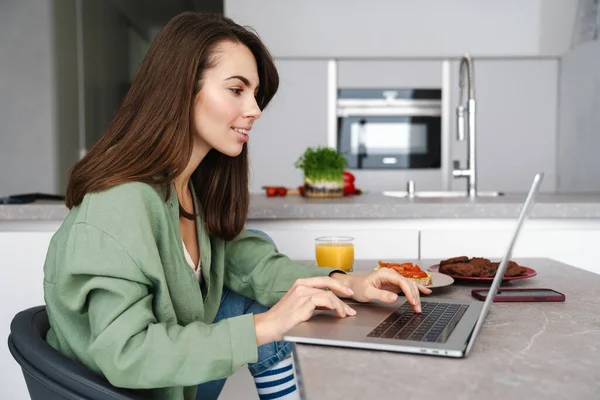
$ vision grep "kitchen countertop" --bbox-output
[294,258,600,400]
[3,192,600,221]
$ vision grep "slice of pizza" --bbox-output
[374,261,433,286]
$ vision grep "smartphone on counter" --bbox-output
[471,288,566,302]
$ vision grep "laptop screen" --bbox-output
[464,173,544,356]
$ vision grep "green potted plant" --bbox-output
[295,146,347,198]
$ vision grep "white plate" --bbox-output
[371,266,454,289]
[426,271,454,289]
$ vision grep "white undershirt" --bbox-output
[182,239,201,280]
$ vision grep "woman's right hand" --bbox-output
[253,277,356,346]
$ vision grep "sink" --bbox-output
[383,191,503,198]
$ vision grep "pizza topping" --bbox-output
[377,261,428,279]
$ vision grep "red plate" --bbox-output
[427,264,537,282]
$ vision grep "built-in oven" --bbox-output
[336,89,442,169]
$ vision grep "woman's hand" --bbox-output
[253,277,356,346]
[331,269,432,313]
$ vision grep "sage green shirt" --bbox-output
[43,182,338,400]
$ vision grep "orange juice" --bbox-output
[315,243,355,272]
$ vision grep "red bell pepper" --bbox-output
[343,171,360,195]
[343,171,355,184]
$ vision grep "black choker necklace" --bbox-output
[179,203,196,220]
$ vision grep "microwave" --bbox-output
[336,89,442,169]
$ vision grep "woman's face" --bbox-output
[192,40,262,157]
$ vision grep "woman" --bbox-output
[43,12,431,400]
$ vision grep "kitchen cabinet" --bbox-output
[557,40,600,192]
[225,0,575,58]
[337,60,443,89]
[420,226,600,276]
[247,218,600,276]
[450,59,559,193]
[249,59,329,193]
[247,220,420,260]
[0,231,54,400]
[250,58,560,195]
[335,60,448,193]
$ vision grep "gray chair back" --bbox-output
[8,306,148,399]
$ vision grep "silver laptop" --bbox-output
[284,173,544,358]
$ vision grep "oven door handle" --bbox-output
[357,119,367,169]
[337,106,441,117]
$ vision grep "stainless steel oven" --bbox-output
[336,89,442,169]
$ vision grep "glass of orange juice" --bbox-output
[315,236,355,272]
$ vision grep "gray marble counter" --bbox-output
[249,192,600,219]
[3,193,600,221]
[294,258,600,400]
[0,200,69,221]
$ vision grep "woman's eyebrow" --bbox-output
[224,75,258,89]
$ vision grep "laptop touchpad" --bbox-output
[309,301,410,327]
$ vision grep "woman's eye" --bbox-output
[230,88,243,95]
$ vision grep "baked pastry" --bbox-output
[490,261,528,277]
[439,257,527,277]
[440,262,484,277]
[439,256,469,266]
[375,261,433,286]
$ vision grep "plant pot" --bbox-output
[303,177,343,198]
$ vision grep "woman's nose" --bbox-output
[244,97,262,120]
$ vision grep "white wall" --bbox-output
[249,60,330,191]
[557,39,600,192]
[225,0,577,58]
[451,59,559,194]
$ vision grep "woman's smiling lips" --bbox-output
[232,126,251,142]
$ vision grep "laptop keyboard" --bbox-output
[367,301,469,343]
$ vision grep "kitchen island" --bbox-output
[293,258,600,400]
[2,192,600,275]
[2,193,600,399]
[3,192,600,221]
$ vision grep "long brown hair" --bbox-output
[65,12,279,240]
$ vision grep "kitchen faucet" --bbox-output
[453,54,477,197]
